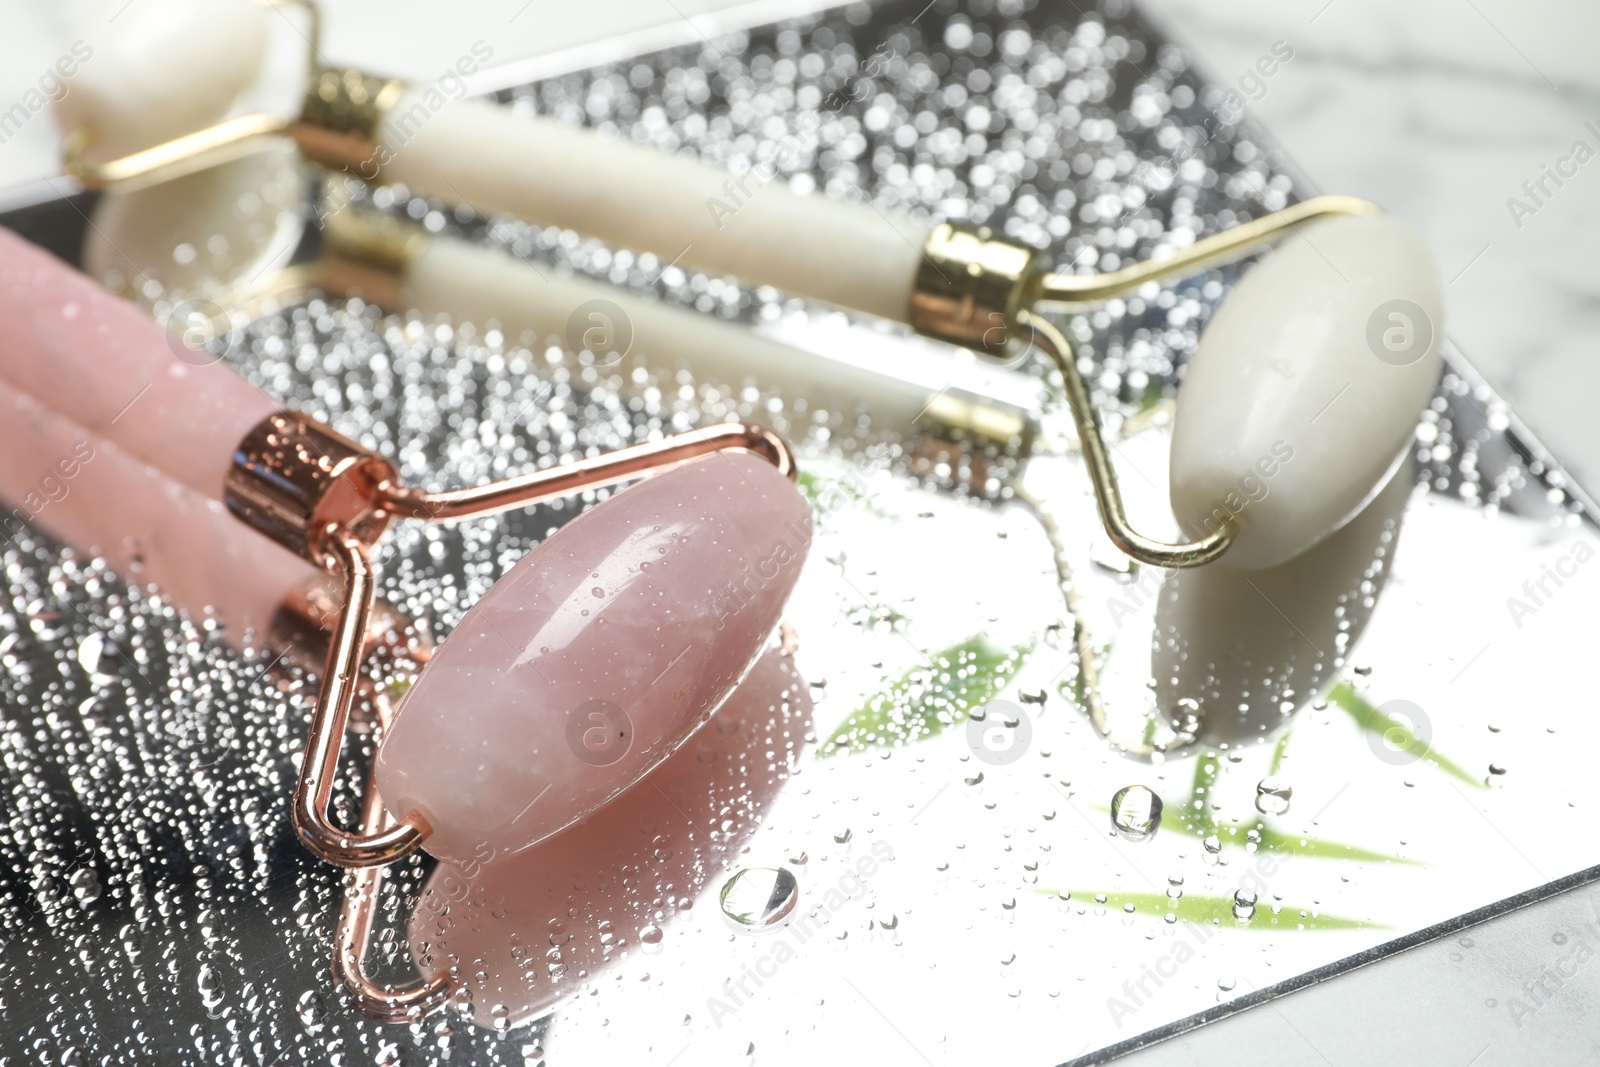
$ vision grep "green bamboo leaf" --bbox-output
[1038,888,1382,931]
[1268,729,1292,775]
[1252,826,1422,866]
[1105,751,1420,866]
[1326,680,1485,789]
[820,636,1030,756]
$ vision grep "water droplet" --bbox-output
[1109,785,1163,840]
[76,632,105,676]
[720,867,799,929]
[833,828,853,844]
[1202,834,1221,854]
[197,963,224,1011]
[296,989,327,1029]
[640,924,664,945]
[591,586,605,598]
[1255,777,1292,815]
[69,867,100,904]
[1233,888,1257,920]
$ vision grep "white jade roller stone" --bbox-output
[55,0,269,160]
[1169,214,1443,570]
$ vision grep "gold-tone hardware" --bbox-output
[224,410,397,565]
[1035,194,1379,305]
[60,0,407,190]
[330,681,453,1018]
[1014,308,1234,569]
[905,193,1381,568]
[291,69,407,173]
[909,222,1045,355]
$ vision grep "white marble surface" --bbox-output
[0,0,1595,491]
[1138,0,1600,494]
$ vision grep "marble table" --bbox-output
[1139,0,1600,492]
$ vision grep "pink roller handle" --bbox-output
[0,227,278,498]
[0,380,316,647]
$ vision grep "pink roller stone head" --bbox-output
[375,450,812,866]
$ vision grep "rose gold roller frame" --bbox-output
[222,410,796,871]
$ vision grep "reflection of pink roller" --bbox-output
[57,0,1445,574]
[0,224,810,884]
[389,647,812,1029]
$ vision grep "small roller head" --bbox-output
[1169,213,1442,570]
[55,0,269,161]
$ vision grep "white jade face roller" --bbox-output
[59,0,1444,574]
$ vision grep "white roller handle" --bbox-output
[380,95,931,323]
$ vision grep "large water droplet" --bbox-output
[1233,888,1257,920]
[1255,777,1292,815]
[1109,785,1163,840]
[69,867,100,904]
[640,924,664,945]
[76,632,104,676]
[720,867,799,929]
[197,963,225,1012]
[296,989,327,1029]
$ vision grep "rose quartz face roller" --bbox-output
[330,645,811,1022]
[60,0,1443,574]
[0,227,811,872]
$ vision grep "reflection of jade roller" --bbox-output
[0,227,812,879]
[76,153,1042,457]
[314,204,1040,453]
[61,0,1444,570]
